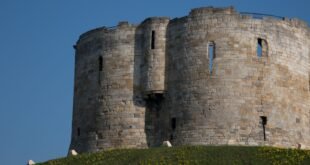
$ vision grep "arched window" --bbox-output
[257,38,268,57]
[208,42,215,73]
[99,56,103,71]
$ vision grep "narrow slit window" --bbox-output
[171,118,176,131]
[208,42,215,73]
[260,116,267,141]
[99,56,103,71]
[151,30,155,49]
[257,38,263,57]
[308,73,310,91]
[77,127,80,136]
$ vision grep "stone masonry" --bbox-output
[69,6,310,153]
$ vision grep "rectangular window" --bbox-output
[98,132,103,139]
[208,42,215,73]
[257,38,268,57]
[151,31,155,49]
[99,56,103,71]
[260,116,267,141]
[170,134,173,141]
[308,73,310,91]
[77,127,80,136]
[98,56,103,84]
[171,118,176,131]
[257,38,263,57]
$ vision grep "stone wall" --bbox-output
[140,17,169,94]
[70,23,149,153]
[69,6,310,153]
[166,7,310,148]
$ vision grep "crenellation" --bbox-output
[69,6,310,154]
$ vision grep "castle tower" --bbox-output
[165,7,310,148]
[69,18,170,152]
[70,7,310,153]
[140,17,169,94]
[69,23,148,152]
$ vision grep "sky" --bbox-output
[0,0,309,164]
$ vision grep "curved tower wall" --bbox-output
[138,18,170,147]
[70,6,310,153]
[166,7,310,148]
[70,23,149,153]
[140,18,169,94]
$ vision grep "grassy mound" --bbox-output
[39,146,310,165]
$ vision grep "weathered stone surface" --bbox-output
[69,6,310,153]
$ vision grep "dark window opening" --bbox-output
[98,132,103,139]
[171,118,176,131]
[208,42,215,73]
[170,134,173,141]
[260,116,267,141]
[99,56,103,71]
[145,93,164,112]
[77,127,80,136]
[257,38,263,57]
[151,31,155,49]
[257,38,268,57]
[146,93,164,104]
[308,73,310,91]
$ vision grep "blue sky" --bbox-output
[0,0,309,164]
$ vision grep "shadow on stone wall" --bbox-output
[132,25,167,147]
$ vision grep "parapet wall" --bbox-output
[70,7,310,153]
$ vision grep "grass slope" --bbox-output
[39,146,310,165]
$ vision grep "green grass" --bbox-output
[39,146,310,165]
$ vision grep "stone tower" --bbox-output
[69,6,310,153]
